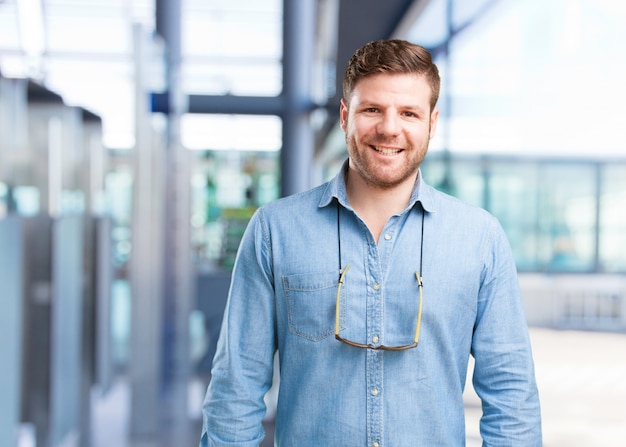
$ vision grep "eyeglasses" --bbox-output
[334,264,423,350]
[334,200,425,351]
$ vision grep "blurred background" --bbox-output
[0,0,625,446]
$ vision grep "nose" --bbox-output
[377,111,401,136]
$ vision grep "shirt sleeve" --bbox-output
[200,209,277,446]
[471,218,543,446]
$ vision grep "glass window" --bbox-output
[423,155,623,274]
[422,155,484,206]
[488,161,539,271]
[599,164,626,272]
[536,164,597,272]
[448,159,484,207]
[182,0,282,97]
[421,155,447,190]
[0,182,7,218]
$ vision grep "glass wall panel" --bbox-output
[410,0,626,274]
[536,164,596,272]
[421,156,447,191]
[422,156,484,207]
[0,182,7,218]
[488,161,539,271]
[599,163,626,272]
[449,159,485,207]
[422,155,624,274]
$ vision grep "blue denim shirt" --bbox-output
[201,166,542,446]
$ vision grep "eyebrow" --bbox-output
[359,100,428,115]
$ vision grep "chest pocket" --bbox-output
[282,271,345,342]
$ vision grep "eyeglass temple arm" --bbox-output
[414,272,423,344]
[335,265,350,336]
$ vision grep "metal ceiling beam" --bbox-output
[152,92,286,116]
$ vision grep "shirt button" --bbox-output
[384,233,391,240]
[373,282,380,291]
[373,443,380,447]
[372,335,379,344]
[371,387,379,396]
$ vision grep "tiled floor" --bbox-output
[91,327,626,446]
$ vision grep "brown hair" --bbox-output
[342,39,440,110]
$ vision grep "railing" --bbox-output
[520,274,626,332]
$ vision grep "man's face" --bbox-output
[340,72,439,190]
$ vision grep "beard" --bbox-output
[345,132,430,190]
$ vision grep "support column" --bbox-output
[0,217,24,447]
[129,24,164,438]
[281,0,317,196]
[156,0,194,443]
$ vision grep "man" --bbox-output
[201,39,542,446]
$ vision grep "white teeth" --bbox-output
[373,146,401,155]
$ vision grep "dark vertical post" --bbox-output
[281,0,316,196]
[156,0,181,396]
[593,162,602,272]
[439,0,454,195]
[156,0,194,442]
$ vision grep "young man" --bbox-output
[201,39,542,446]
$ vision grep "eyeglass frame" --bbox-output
[333,200,425,351]
[334,264,423,350]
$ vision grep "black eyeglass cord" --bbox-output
[336,200,424,283]
[337,200,342,278]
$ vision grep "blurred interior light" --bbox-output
[181,114,282,151]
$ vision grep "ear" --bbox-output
[340,98,348,131]
[428,107,439,140]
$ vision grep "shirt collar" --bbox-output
[319,159,437,213]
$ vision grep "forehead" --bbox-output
[349,72,433,108]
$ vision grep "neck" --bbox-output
[345,168,418,242]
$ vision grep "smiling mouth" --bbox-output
[371,145,403,155]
